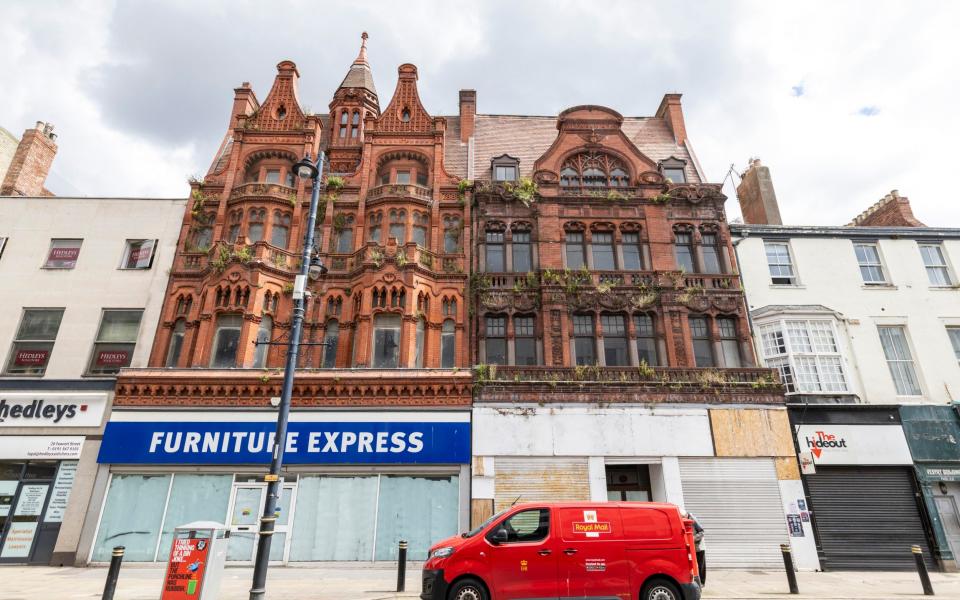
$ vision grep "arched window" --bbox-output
[335,215,354,253]
[601,313,628,366]
[514,315,537,366]
[271,211,291,248]
[322,320,339,368]
[389,209,406,243]
[412,212,428,248]
[717,316,742,367]
[252,315,273,368]
[485,315,507,365]
[227,210,242,243]
[573,314,596,365]
[368,212,382,244]
[560,152,630,188]
[339,111,348,138]
[634,314,659,366]
[512,227,532,273]
[190,215,214,252]
[210,314,242,368]
[165,319,186,368]
[350,111,360,138]
[443,216,461,253]
[689,315,714,367]
[415,317,426,368]
[248,208,266,243]
[441,319,456,368]
[372,314,401,368]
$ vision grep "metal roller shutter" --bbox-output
[494,457,590,512]
[805,466,934,571]
[680,457,789,568]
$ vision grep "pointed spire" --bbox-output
[354,32,369,67]
[337,31,377,98]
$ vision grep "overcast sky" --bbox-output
[2,0,957,226]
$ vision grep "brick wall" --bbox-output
[0,122,57,197]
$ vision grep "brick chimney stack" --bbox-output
[736,158,782,225]
[459,89,476,143]
[1,121,58,197]
[847,190,926,227]
[655,93,687,145]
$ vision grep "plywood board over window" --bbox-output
[709,408,795,457]
[494,457,590,512]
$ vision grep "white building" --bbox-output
[0,195,185,565]
[731,160,960,571]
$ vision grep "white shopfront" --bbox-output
[0,391,108,564]
[472,404,798,569]
[86,409,471,564]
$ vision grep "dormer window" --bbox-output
[659,157,687,184]
[401,108,411,123]
[491,154,520,182]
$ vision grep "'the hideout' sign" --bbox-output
[97,412,470,465]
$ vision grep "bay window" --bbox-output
[757,318,849,394]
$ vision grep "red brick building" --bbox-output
[88,36,800,568]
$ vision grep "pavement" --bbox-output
[0,563,958,599]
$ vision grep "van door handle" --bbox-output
[564,548,577,555]
[538,549,551,556]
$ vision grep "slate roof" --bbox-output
[438,114,701,183]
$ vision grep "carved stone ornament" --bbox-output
[639,171,665,185]
[668,184,726,204]
[711,294,740,313]
[682,293,711,312]
[533,169,558,184]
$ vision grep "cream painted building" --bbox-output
[0,196,185,565]
[732,162,960,571]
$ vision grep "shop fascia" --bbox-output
[98,410,471,465]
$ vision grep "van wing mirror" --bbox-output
[488,527,509,545]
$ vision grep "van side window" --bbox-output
[502,509,550,542]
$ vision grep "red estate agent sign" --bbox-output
[162,537,210,599]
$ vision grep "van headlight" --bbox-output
[431,546,455,558]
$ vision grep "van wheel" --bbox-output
[449,578,488,600]
[642,578,681,600]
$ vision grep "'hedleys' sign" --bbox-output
[0,393,108,428]
[97,411,470,465]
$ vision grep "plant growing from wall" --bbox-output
[332,212,348,232]
[234,245,254,265]
[505,177,538,206]
[419,253,433,268]
[369,247,384,269]
[325,176,345,192]
[676,284,705,305]
[211,244,231,273]
[469,273,492,297]
[457,178,472,201]
[650,192,672,204]
[282,282,294,295]
[751,373,779,389]
[637,360,655,380]
[606,190,627,202]
[395,250,408,267]
[287,193,298,207]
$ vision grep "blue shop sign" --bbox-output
[98,419,471,465]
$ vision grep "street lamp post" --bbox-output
[249,151,326,600]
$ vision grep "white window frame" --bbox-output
[946,326,960,364]
[763,240,797,285]
[877,324,923,397]
[853,241,888,285]
[119,239,158,270]
[918,243,954,287]
[756,318,849,394]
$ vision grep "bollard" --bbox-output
[780,544,799,595]
[912,545,935,596]
[101,546,125,600]
[396,540,408,592]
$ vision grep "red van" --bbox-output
[421,502,701,600]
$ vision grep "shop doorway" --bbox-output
[934,491,960,561]
[225,482,296,564]
[0,461,72,564]
[605,464,652,501]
